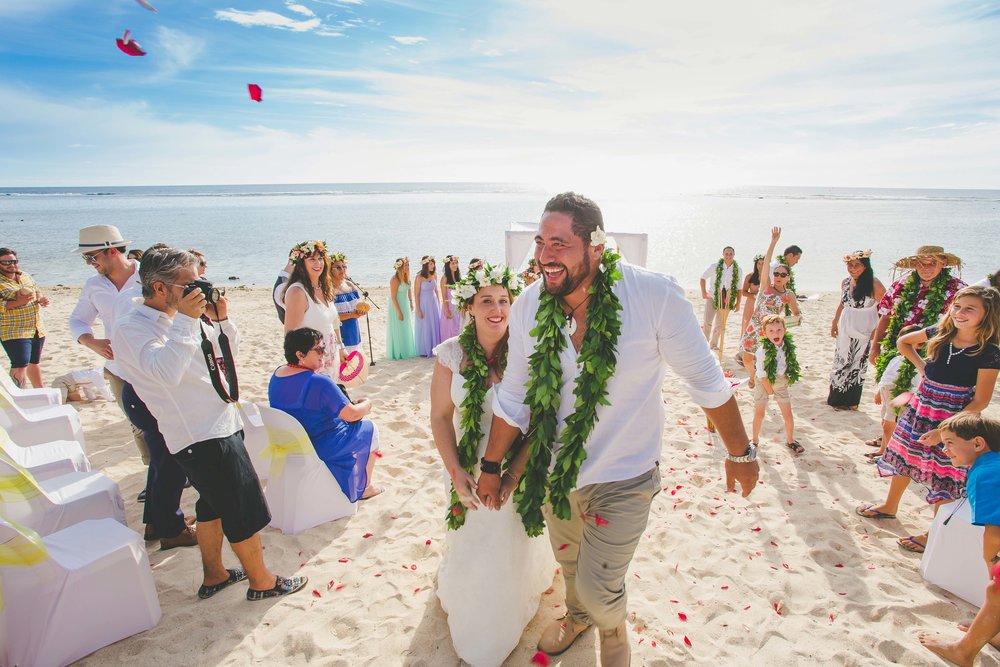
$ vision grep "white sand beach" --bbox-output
[22,285,999,666]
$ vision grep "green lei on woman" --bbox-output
[760,333,801,384]
[874,269,952,398]
[713,259,741,310]
[514,249,623,537]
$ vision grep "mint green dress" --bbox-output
[386,281,417,360]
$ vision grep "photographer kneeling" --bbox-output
[113,248,307,601]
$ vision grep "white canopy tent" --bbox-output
[504,222,648,269]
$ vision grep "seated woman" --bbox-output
[268,327,384,501]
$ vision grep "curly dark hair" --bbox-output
[283,327,325,364]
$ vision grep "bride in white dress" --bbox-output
[430,271,555,667]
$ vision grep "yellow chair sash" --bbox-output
[0,448,44,503]
[0,517,50,610]
[258,427,310,480]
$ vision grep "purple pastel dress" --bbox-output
[439,285,462,340]
[415,279,443,356]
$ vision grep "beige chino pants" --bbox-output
[701,298,725,347]
[543,466,661,630]
[104,369,150,465]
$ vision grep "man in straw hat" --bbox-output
[862,245,965,447]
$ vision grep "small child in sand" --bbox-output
[918,413,1000,667]
[751,313,803,454]
[867,324,923,463]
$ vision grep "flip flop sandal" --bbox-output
[898,535,926,553]
[359,485,386,501]
[247,575,308,601]
[864,436,883,448]
[855,504,896,520]
[198,568,248,600]
[786,440,805,454]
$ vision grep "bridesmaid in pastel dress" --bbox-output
[439,255,462,341]
[386,257,417,360]
[414,256,443,356]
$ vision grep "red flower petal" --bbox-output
[312,589,321,597]
[335,584,346,591]
[684,636,692,647]
[410,564,417,570]
[531,651,550,666]
[558,544,569,551]
[338,558,350,563]
[751,527,762,532]
[425,539,432,545]
[327,580,335,590]
[834,563,844,568]
[363,533,373,538]
[678,612,688,621]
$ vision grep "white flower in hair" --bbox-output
[590,228,607,247]
[474,269,487,284]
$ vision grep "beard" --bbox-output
[542,251,591,298]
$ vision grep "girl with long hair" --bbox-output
[827,251,886,408]
[858,285,1000,555]
[740,254,765,337]
[330,252,370,354]
[439,254,463,340]
[386,257,416,359]
[280,240,345,376]
[414,255,443,356]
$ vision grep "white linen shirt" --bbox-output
[754,344,787,379]
[701,261,742,295]
[494,262,733,489]
[111,299,241,454]
[68,259,141,377]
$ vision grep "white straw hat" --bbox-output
[72,224,131,253]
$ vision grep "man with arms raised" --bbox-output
[477,193,759,666]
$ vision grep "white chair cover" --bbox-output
[0,374,62,408]
[237,401,270,483]
[256,404,357,535]
[0,453,125,537]
[0,517,160,667]
[0,425,89,482]
[921,498,989,608]
[0,384,86,449]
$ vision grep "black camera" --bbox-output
[184,279,225,305]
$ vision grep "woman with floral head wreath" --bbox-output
[414,255,443,356]
[386,257,416,360]
[827,250,886,409]
[280,241,346,376]
[329,251,369,354]
[429,262,553,667]
[439,254,463,341]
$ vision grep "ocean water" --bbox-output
[1,183,997,291]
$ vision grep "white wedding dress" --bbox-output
[433,337,555,667]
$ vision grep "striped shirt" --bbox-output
[0,272,45,340]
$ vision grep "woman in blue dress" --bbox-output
[268,327,384,501]
[330,252,369,353]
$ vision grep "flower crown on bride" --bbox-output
[451,262,524,308]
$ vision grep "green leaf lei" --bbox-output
[514,249,623,537]
[760,332,801,385]
[874,269,952,399]
[712,259,741,310]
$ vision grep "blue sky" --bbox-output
[1,0,999,189]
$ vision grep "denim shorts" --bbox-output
[1,333,44,368]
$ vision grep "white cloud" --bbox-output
[391,35,427,45]
[214,9,321,32]
[285,3,316,17]
[154,26,205,77]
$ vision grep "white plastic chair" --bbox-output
[0,425,89,482]
[237,401,270,483]
[0,373,62,408]
[0,517,160,667]
[0,383,86,449]
[921,498,989,607]
[256,404,357,535]
[0,452,125,537]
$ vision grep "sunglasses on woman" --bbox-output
[773,271,789,277]
[311,345,327,356]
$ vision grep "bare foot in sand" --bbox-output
[958,623,1000,650]
[917,631,975,667]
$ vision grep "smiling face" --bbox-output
[763,320,786,345]
[846,258,866,279]
[949,295,986,332]
[468,284,511,337]
[534,211,602,298]
[722,247,735,265]
[942,429,987,467]
[915,255,945,283]
[771,266,791,289]
[295,340,327,371]
[304,252,326,279]
[0,253,18,278]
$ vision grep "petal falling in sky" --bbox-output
[248,84,262,102]
[134,0,157,12]
[116,29,147,56]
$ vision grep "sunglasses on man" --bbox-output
[0,259,18,266]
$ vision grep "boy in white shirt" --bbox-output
[868,324,922,462]
[752,314,803,454]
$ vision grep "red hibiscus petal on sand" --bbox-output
[312,589,321,597]
[531,651,550,666]
[684,636,692,647]
[363,533,373,538]
[558,544,569,551]
[678,612,688,621]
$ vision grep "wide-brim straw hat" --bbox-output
[894,245,962,269]
[71,224,130,253]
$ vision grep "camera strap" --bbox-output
[199,314,239,403]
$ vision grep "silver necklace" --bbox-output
[946,342,972,364]
[562,294,592,336]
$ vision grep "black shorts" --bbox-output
[172,431,270,544]
[1,333,44,368]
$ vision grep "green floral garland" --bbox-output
[514,249,623,537]
[713,259,741,310]
[778,259,797,316]
[760,333,801,384]
[874,270,952,399]
[445,323,490,530]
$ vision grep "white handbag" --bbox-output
[920,498,989,608]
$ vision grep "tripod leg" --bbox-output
[366,313,376,365]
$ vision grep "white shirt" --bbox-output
[700,261,742,295]
[68,259,141,377]
[111,299,241,454]
[754,344,787,379]
[877,354,920,391]
[494,262,733,488]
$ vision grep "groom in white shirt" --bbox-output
[478,192,759,666]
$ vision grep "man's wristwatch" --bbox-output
[479,458,502,475]
[726,443,758,464]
